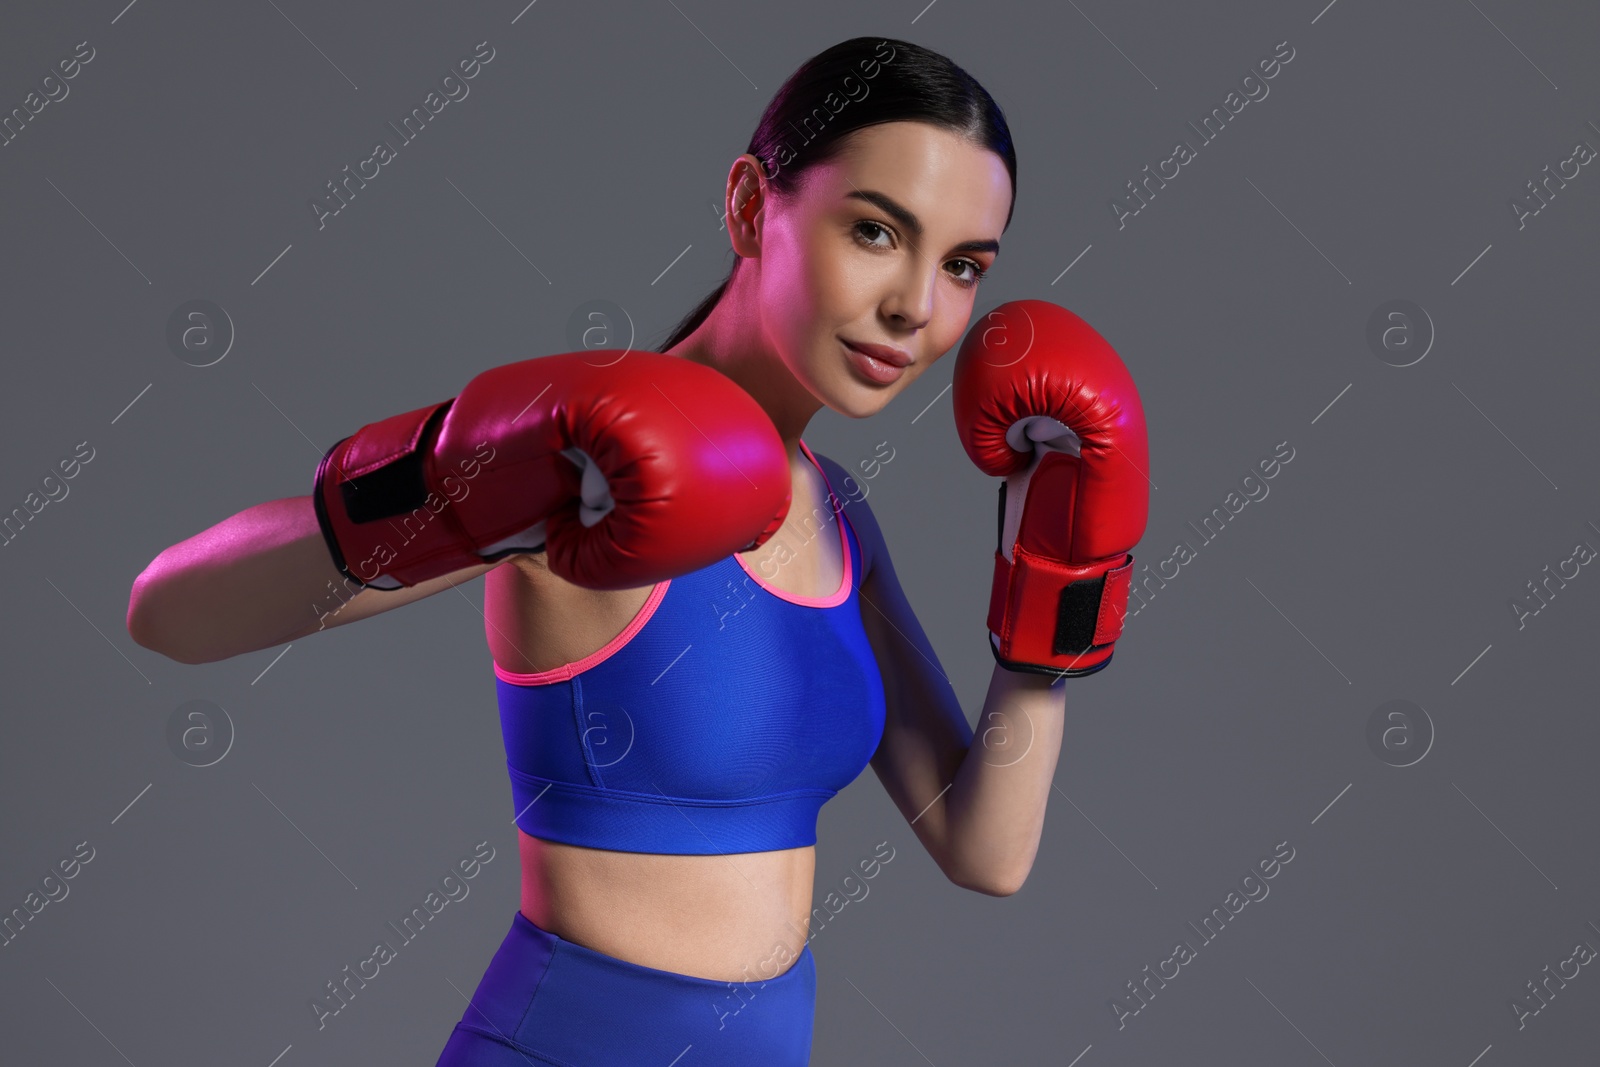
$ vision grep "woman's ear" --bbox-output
[724,154,768,258]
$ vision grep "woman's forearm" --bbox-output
[127,495,356,663]
[127,495,494,665]
[940,664,1067,895]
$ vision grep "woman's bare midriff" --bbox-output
[516,832,815,982]
[482,457,841,983]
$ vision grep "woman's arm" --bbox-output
[126,495,498,665]
[132,351,787,667]
[826,462,1066,897]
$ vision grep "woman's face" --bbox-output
[749,121,1013,419]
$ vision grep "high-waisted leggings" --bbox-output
[435,911,817,1066]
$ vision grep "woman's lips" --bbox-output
[842,339,910,385]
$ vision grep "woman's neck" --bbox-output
[665,265,822,459]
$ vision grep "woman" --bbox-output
[128,36,1074,1065]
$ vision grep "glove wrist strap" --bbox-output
[987,550,1134,675]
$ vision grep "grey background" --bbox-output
[2,0,1597,1064]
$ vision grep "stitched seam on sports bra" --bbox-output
[494,579,671,685]
[571,676,603,790]
[733,439,851,607]
[504,765,836,807]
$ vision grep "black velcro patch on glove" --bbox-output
[341,454,428,523]
[1054,575,1106,655]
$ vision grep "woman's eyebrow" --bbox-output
[845,189,1000,255]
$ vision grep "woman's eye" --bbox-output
[946,259,987,286]
[854,220,893,248]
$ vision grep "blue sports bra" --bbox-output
[494,441,888,855]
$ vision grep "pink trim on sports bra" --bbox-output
[493,440,858,684]
[733,439,852,608]
[493,579,670,685]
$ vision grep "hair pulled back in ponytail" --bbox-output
[656,37,1016,352]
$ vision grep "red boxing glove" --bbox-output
[953,300,1149,677]
[315,350,792,591]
